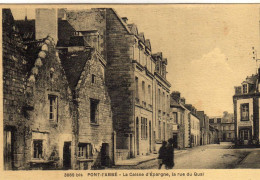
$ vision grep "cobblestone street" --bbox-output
[111,143,260,169]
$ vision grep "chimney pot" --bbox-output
[122,17,128,24]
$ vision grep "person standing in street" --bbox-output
[165,138,175,169]
[158,141,167,169]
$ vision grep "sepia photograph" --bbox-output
[2,4,260,177]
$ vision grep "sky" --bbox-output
[10,5,260,116]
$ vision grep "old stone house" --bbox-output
[3,8,113,170]
[57,8,172,161]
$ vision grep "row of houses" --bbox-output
[3,8,220,170]
[170,92,219,150]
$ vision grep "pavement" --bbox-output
[236,150,260,168]
[114,149,187,166]
[111,143,260,169]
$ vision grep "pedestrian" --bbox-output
[158,141,167,169]
[165,138,175,169]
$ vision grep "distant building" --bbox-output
[197,111,210,145]
[184,104,200,147]
[209,113,235,143]
[233,71,260,145]
[170,92,186,149]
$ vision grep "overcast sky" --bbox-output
[11,5,260,116]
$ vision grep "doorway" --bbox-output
[4,129,15,170]
[136,117,139,155]
[172,133,178,148]
[101,143,110,166]
[63,142,71,170]
[149,121,152,153]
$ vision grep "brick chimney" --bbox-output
[35,8,58,43]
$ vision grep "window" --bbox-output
[91,74,95,84]
[141,117,147,139]
[209,119,214,123]
[242,84,248,94]
[158,89,161,108]
[148,85,151,105]
[217,118,221,123]
[241,103,249,121]
[240,129,250,140]
[142,81,145,103]
[33,140,43,159]
[48,95,58,121]
[158,121,161,140]
[229,133,231,138]
[172,112,177,124]
[135,77,139,99]
[90,99,99,124]
[163,122,166,141]
[78,143,93,159]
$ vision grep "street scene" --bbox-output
[3,5,260,170]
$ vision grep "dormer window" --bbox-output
[242,84,248,94]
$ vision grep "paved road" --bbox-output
[113,143,260,169]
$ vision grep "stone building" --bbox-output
[3,8,113,170]
[3,9,75,170]
[170,91,187,149]
[209,113,235,143]
[233,71,260,145]
[197,111,210,145]
[209,116,223,142]
[185,104,200,147]
[57,8,171,160]
[3,9,28,170]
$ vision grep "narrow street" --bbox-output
[112,143,260,169]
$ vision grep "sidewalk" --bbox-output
[236,150,260,168]
[115,149,187,166]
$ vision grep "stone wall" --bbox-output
[74,52,113,169]
[105,8,135,149]
[3,9,27,170]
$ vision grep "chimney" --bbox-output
[35,8,58,43]
[171,91,181,102]
[122,17,128,24]
[180,97,185,104]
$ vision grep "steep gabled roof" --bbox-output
[59,48,93,90]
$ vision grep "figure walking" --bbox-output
[165,138,175,169]
[158,141,167,169]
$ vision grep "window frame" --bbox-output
[78,143,93,159]
[90,98,99,124]
[33,139,43,159]
[242,84,248,94]
[48,94,58,122]
[241,103,249,121]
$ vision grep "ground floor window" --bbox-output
[33,140,43,159]
[239,129,251,140]
[78,143,93,159]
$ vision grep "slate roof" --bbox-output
[59,48,93,89]
[15,19,35,41]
